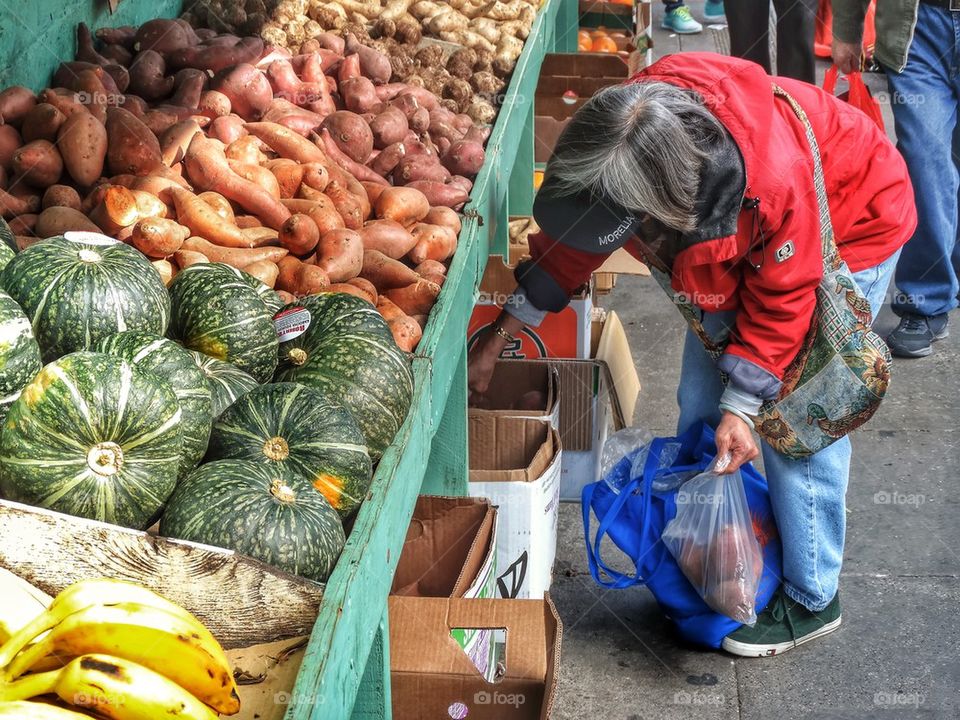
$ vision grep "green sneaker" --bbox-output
[721,587,842,657]
[661,5,703,34]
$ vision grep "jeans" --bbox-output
[676,250,899,611]
[885,2,960,318]
[725,0,817,83]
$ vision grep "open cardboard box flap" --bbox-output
[468,360,560,425]
[595,310,640,427]
[390,595,562,720]
[468,417,559,482]
[392,496,495,598]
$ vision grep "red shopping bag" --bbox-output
[823,64,884,131]
[815,0,877,60]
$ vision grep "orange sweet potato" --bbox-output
[265,159,304,198]
[105,106,162,176]
[227,159,281,200]
[173,248,209,268]
[225,135,269,165]
[276,255,330,296]
[197,191,235,222]
[159,119,202,167]
[131,217,190,258]
[88,185,140,233]
[169,186,249,248]
[346,277,378,304]
[360,249,421,290]
[57,112,108,187]
[383,279,442,316]
[181,235,288,268]
[35,206,100,237]
[359,219,417,259]
[279,213,320,256]
[408,223,458,264]
[243,259,280,288]
[315,228,363,282]
[423,206,461,234]
[374,186,429,226]
[244,121,325,163]
[12,140,63,188]
[321,282,375,304]
[41,185,82,211]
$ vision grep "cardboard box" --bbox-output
[468,359,560,429]
[389,595,561,720]
[469,417,562,598]
[392,496,499,681]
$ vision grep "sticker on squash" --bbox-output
[274,307,311,342]
[64,231,118,246]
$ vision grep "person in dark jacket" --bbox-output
[468,53,916,656]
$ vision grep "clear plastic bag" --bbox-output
[661,455,764,625]
[600,428,696,495]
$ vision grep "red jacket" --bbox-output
[525,53,915,384]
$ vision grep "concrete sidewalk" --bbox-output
[550,6,960,719]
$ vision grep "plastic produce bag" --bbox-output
[662,455,763,624]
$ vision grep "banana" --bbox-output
[0,578,211,670]
[0,569,51,644]
[0,654,219,720]
[3,602,239,715]
[0,700,94,718]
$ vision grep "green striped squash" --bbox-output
[0,243,14,273]
[168,263,278,383]
[93,332,213,478]
[0,351,183,529]
[0,233,170,362]
[0,290,42,423]
[273,294,413,459]
[160,460,345,582]
[189,351,259,417]
[206,382,372,517]
[0,217,16,254]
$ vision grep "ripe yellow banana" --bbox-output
[3,602,239,715]
[0,578,211,670]
[0,700,94,718]
[0,569,50,644]
[0,654,219,720]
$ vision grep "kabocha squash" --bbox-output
[168,263,279,383]
[0,291,41,424]
[206,382,372,517]
[0,351,183,529]
[93,332,213,477]
[273,293,413,459]
[189,351,259,417]
[0,244,13,273]
[160,460,346,582]
[0,233,170,362]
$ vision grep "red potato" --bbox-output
[88,185,140,233]
[210,64,272,121]
[405,181,468,209]
[181,235,288,268]
[244,259,280,287]
[442,140,485,177]
[245,121,325,163]
[0,125,22,171]
[227,160,282,200]
[171,69,207,109]
[159,119,202,167]
[265,159,304,198]
[131,217,190,257]
[183,134,290,230]
[0,86,37,127]
[35,206,100,237]
[41,185,82,211]
[360,249,422,290]
[318,129,386,186]
[0,189,39,219]
[167,37,265,74]
[279,213,320,255]
[21,104,66,143]
[128,50,174,101]
[383,279,442,316]
[359,219,417,259]
[12,140,63,188]
[423,206,461,235]
[409,223,458,264]
[394,155,450,184]
[315,228,363,282]
[320,112,373,164]
[134,18,195,54]
[281,197,345,236]
[343,34,391,85]
[207,114,245,144]
[374,186,429,226]
[369,106,408,149]
[169,186,250,248]
[198,90,232,119]
[105,107,162,176]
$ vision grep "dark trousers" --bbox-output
[725,0,817,83]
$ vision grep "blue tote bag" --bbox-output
[581,421,783,648]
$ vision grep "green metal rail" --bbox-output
[0,1,578,716]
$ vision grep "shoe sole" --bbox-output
[703,13,726,20]
[889,328,949,359]
[659,22,702,33]
[721,615,842,657]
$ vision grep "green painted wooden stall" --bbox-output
[0,0,578,715]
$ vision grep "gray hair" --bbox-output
[546,82,724,233]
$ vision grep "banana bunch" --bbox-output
[0,568,51,643]
[0,578,241,719]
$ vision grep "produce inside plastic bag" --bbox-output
[662,455,763,624]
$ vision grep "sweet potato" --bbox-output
[225,135,268,165]
[12,234,39,251]
[423,206,461,234]
[129,173,184,201]
[360,249,422,290]
[12,140,63,188]
[105,107,162,176]
[346,277,378,304]
[100,43,133,67]
[234,215,262,230]
[448,175,473,194]
[320,112,373,164]
[279,213,320,256]
[197,191,235,222]
[369,106,409,150]
[198,90,232,119]
[341,76,379,115]
[265,159,304,198]
[97,25,136,48]
[415,259,448,276]
[7,214,37,236]
[0,87,36,127]
[394,155,450,184]
[131,217,190,257]
[324,181,364,230]
[131,189,169,219]
[208,114,245,144]
[183,134,290,230]
[240,225,280,246]
[267,59,335,115]
[34,206,100,237]
[387,312,422,351]
[359,181,387,208]
[302,163,330,193]
[320,282,374,303]
[167,37,265,74]
[409,106,430,134]
[228,159,282,200]
[369,141,406,177]
[171,69,206,110]
[159,119,202,167]
[38,89,87,119]
[181,235,289,268]
[405,180,469,209]
[0,125,21,172]
[409,222,458,264]
[129,50,174,101]
[134,18,195,54]
[244,259,280,288]
[210,63,272,121]
[88,185,140,233]
[169,186,249,248]
[442,140,485,177]
[41,184,82,211]
[21,104,66,143]
[374,186,429,226]
[344,34,391,85]
[245,122,325,163]
[276,255,330,296]
[315,228,363,282]
[318,128,387,186]
[359,219,417,259]
[119,94,148,117]
[173,248,208,269]
[152,258,175,285]
[383,279,441,316]
[281,197,345,236]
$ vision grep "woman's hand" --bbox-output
[714,411,759,474]
[832,39,862,74]
[468,329,500,398]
